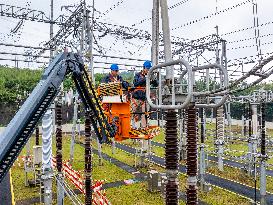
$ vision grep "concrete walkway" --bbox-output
[0,171,13,205]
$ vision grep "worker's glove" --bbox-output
[122,81,129,90]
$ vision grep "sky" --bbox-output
[1,0,273,81]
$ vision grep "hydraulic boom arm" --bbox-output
[0,52,115,182]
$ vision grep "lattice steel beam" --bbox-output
[0,3,67,25]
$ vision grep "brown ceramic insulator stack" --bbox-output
[261,102,266,156]
[35,126,39,145]
[165,110,178,205]
[56,103,62,173]
[85,111,92,205]
[186,102,197,205]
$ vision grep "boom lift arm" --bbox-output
[0,52,115,182]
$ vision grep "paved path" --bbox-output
[152,141,273,177]
[0,171,13,205]
[114,141,273,204]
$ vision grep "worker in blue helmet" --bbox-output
[102,64,129,89]
[133,60,158,99]
[131,60,158,127]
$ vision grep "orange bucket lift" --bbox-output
[97,82,160,141]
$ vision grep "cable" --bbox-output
[131,0,190,27]
[227,41,273,51]
[97,0,124,19]
[227,33,273,44]
[171,0,252,31]
[221,20,273,37]
[227,51,273,65]
[224,55,273,94]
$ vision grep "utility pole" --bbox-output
[88,0,95,83]
[160,0,173,80]
[50,0,54,60]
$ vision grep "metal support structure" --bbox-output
[85,0,95,83]
[50,0,56,134]
[159,0,173,80]
[165,110,179,205]
[199,108,208,191]
[242,105,247,137]
[50,0,54,59]
[247,103,253,175]
[152,0,159,66]
[248,103,258,175]
[260,102,267,205]
[186,102,197,204]
[24,135,32,186]
[226,102,232,141]
[215,105,224,171]
[241,114,245,137]
[178,109,186,161]
[135,140,149,168]
[70,92,78,165]
[80,0,86,56]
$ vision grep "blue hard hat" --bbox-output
[110,64,119,71]
[143,60,152,69]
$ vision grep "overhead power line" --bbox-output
[221,21,273,36]
[97,0,124,19]
[227,33,273,44]
[0,50,146,63]
[171,0,252,31]
[227,41,273,51]
[131,0,190,27]
[0,42,51,50]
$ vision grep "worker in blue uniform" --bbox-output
[102,63,129,89]
[132,60,158,127]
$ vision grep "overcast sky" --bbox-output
[1,0,273,81]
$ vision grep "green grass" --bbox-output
[207,162,273,193]
[106,182,166,205]
[11,126,271,205]
[99,137,254,205]
[152,145,165,158]
[151,129,165,144]
[178,174,250,205]
[12,135,133,203]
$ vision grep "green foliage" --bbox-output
[94,73,106,85]
[2,64,273,122]
[63,75,75,91]
[0,66,42,103]
[120,71,134,83]
[0,67,107,102]
[195,77,220,91]
[93,71,134,85]
[230,102,244,120]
